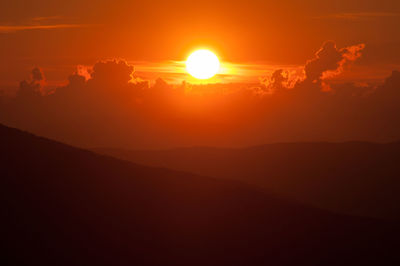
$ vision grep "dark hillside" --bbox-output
[2,124,399,266]
[96,142,400,219]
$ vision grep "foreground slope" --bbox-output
[96,142,400,219]
[2,124,399,266]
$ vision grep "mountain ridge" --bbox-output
[95,141,400,220]
[2,123,400,265]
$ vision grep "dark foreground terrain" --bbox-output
[2,124,400,266]
[96,142,400,220]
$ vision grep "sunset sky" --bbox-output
[1,0,400,88]
[1,0,400,149]
[4,2,400,265]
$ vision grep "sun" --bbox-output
[186,49,220,79]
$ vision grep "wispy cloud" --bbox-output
[125,60,303,84]
[0,16,91,33]
[313,12,400,20]
[0,24,89,33]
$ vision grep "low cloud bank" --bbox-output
[0,42,399,149]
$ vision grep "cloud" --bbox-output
[31,68,44,82]
[1,53,400,149]
[90,60,134,86]
[0,24,89,33]
[305,41,365,82]
[257,41,364,93]
[299,41,365,91]
[16,68,45,98]
[304,41,344,83]
[76,65,92,81]
[0,15,91,33]
[374,70,400,100]
[259,69,304,94]
[385,70,400,86]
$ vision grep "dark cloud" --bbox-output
[16,67,45,99]
[258,41,365,93]
[383,70,400,89]
[68,73,86,88]
[31,67,44,82]
[304,41,365,84]
[90,60,134,86]
[374,70,400,101]
[305,41,342,83]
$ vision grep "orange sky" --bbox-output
[1,0,400,149]
[1,0,400,90]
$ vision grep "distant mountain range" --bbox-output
[95,142,400,220]
[2,123,400,266]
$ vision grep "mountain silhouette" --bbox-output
[2,123,400,266]
[95,142,400,220]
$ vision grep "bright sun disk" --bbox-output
[186,49,220,79]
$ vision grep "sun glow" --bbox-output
[186,49,220,79]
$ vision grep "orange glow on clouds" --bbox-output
[126,60,305,85]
